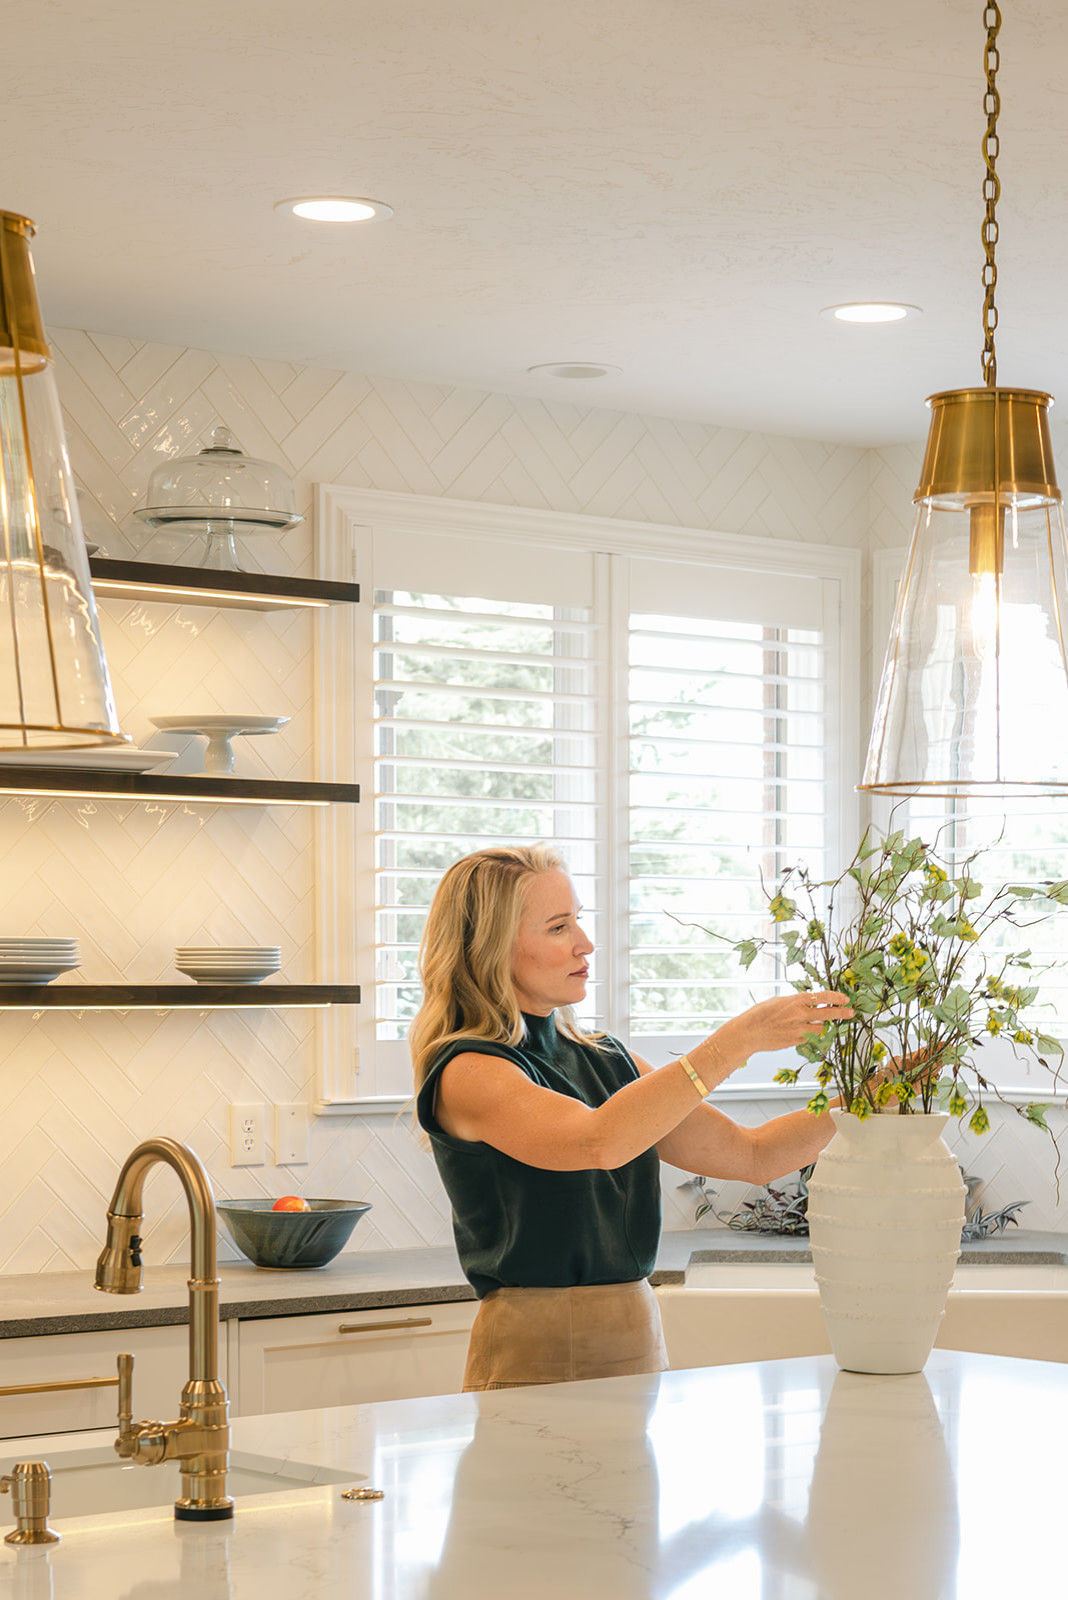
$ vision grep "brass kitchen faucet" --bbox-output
[95,1137,232,1520]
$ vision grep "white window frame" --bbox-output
[312,483,861,1115]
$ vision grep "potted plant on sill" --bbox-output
[718,827,1068,1373]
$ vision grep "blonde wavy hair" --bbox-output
[409,843,603,1093]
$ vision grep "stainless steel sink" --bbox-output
[0,1444,362,1521]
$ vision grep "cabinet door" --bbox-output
[0,1323,197,1440]
[236,1300,477,1416]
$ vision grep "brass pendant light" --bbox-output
[860,4,1068,797]
[0,211,127,749]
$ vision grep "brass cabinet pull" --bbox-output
[337,1317,433,1334]
[0,1376,119,1399]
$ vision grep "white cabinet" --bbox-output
[234,1300,477,1416]
[0,1323,196,1440]
[1,1298,477,1438]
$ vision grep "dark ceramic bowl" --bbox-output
[217,1198,372,1269]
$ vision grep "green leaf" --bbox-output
[931,985,973,1026]
[1036,1034,1064,1058]
[1025,1103,1051,1132]
[736,939,761,970]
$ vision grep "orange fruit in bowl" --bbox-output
[272,1195,309,1212]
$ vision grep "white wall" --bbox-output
[0,327,1060,1275]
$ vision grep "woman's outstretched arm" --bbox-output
[433,991,852,1172]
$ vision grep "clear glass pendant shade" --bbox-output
[0,212,125,749]
[861,389,1068,796]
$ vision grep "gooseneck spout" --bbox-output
[95,1137,232,1521]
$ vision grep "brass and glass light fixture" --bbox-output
[0,211,126,749]
[860,4,1068,797]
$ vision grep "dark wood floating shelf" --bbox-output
[89,557,360,611]
[0,984,360,1010]
[0,769,358,806]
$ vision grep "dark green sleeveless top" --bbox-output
[416,1011,661,1298]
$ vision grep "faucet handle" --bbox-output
[117,1353,134,1439]
[113,1354,166,1466]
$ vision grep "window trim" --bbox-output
[313,483,862,1114]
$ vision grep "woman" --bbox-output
[412,843,854,1391]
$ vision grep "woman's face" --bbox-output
[510,868,594,1016]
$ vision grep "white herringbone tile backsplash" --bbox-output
[0,325,1063,1277]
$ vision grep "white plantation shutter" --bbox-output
[622,558,835,1073]
[348,508,854,1101]
[369,531,602,1069]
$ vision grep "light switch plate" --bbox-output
[275,1102,310,1165]
[230,1102,265,1166]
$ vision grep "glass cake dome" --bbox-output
[134,427,303,569]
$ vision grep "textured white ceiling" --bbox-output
[6,0,1068,445]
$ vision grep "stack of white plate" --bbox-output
[175,946,281,985]
[0,938,81,984]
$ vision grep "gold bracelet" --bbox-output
[678,1053,709,1099]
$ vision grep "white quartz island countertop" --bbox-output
[0,1347,1062,1598]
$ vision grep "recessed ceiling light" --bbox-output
[526,362,622,380]
[275,197,393,223]
[822,302,920,324]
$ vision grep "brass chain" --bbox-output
[981,2,1002,387]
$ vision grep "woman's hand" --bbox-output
[876,1046,941,1093]
[730,990,854,1057]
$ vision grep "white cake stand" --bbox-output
[148,715,290,775]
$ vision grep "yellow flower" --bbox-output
[871,1041,888,1061]
[958,921,978,942]
[1014,1029,1034,1045]
[889,933,913,957]
[986,1012,1001,1036]
[807,919,825,941]
[924,864,948,884]
[769,894,797,924]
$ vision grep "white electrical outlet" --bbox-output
[275,1102,309,1166]
[230,1103,265,1166]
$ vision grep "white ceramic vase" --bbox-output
[807,1110,966,1374]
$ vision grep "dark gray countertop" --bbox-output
[680,1226,1068,1267]
[2,1227,1064,1339]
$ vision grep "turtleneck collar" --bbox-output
[521,1010,558,1054]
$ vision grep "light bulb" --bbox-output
[971,569,999,661]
